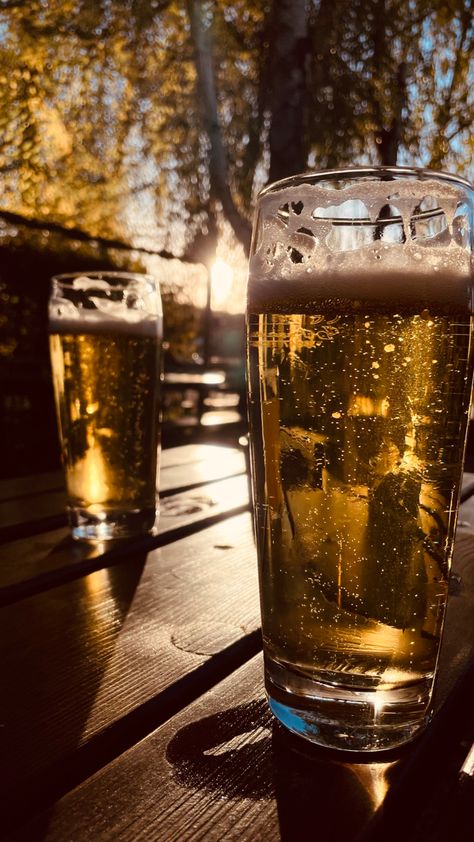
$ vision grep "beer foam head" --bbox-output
[248,174,474,313]
[49,274,163,337]
[49,312,162,338]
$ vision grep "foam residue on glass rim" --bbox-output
[248,178,474,313]
[49,274,162,336]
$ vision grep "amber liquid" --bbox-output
[247,309,473,690]
[50,330,161,513]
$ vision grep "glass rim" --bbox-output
[275,204,452,227]
[51,270,158,290]
[257,166,474,200]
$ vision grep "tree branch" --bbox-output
[0,208,193,261]
[0,1,28,8]
[371,0,408,165]
[185,0,251,254]
[429,6,474,167]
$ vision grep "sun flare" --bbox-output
[210,257,234,310]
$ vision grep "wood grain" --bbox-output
[0,474,250,598]
[0,471,63,503]
[2,452,474,840]
[12,566,474,842]
[0,512,259,831]
[160,444,246,494]
[9,655,397,842]
[0,443,246,538]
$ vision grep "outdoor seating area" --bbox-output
[3,3,474,840]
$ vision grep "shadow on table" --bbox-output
[3,550,148,838]
[166,700,402,841]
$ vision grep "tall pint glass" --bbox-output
[246,168,474,750]
[49,271,162,541]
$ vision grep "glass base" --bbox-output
[68,505,157,541]
[265,657,432,752]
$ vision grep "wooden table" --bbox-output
[1,444,473,841]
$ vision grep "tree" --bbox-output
[267,0,309,182]
[186,0,252,252]
[426,0,474,171]
[2,0,474,266]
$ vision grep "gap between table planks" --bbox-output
[3,454,474,839]
[4,512,474,840]
[11,643,474,842]
[0,512,260,834]
[0,444,250,602]
[0,443,247,541]
[0,473,250,604]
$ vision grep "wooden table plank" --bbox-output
[0,471,63,503]
[8,514,474,842]
[2,452,473,839]
[160,444,246,494]
[0,443,246,540]
[0,473,250,598]
[0,512,259,832]
[0,655,424,842]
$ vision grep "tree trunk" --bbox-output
[186,0,251,254]
[379,61,406,166]
[371,0,406,166]
[268,0,309,184]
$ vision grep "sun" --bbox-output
[210,257,234,311]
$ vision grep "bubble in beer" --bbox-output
[247,304,472,688]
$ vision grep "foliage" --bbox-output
[1,0,474,257]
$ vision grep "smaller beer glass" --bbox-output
[246,168,474,750]
[49,271,162,540]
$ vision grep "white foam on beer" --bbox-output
[49,312,162,338]
[72,277,111,292]
[248,178,473,312]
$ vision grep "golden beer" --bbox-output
[246,168,474,749]
[248,305,472,688]
[49,272,162,540]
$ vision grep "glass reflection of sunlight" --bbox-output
[81,459,106,506]
[68,433,110,507]
[211,258,234,311]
